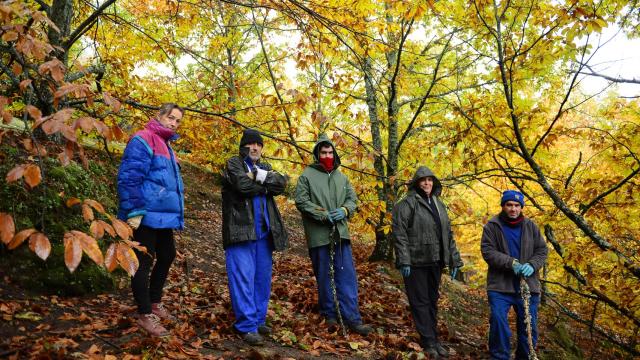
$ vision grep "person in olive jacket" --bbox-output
[481,190,547,360]
[392,166,463,358]
[294,134,372,336]
[221,128,289,346]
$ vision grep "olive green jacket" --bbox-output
[294,134,357,248]
[392,166,463,269]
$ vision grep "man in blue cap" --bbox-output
[480,190,548,360]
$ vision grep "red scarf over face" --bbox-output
[319,156,334,172]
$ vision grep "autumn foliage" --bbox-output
[1,0,639,357]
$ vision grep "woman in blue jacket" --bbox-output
[117,103,185,337]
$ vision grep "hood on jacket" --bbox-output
[311,133,341,170]
[409,166,442,197]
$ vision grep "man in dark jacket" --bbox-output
[221,128,289,346]
[481,190,548,360]
[294,134,372,336]
[117,103,185,337]
[392,166,463,357]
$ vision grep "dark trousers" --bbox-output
[131,225,176,314]
[403,264,442,346]
[309,240,362,325]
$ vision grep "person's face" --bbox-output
[244,142,263,162]
[157,108,183,131]
[319,146,334,159]
[502,200,522,219]
[418,176,434,196]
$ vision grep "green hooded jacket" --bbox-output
[294,134,357,248]
[392,166,463,269]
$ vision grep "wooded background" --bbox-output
[0,0,638,355]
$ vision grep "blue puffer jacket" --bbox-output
[117,119,184,229]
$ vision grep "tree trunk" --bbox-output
[48,0,73,64]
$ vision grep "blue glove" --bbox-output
[521,263,534,277]
[450,267,459,281]
[400,265,411,277]
[329,208,346,222]
[512,260,523,276]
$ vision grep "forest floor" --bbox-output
[0,162,622,359]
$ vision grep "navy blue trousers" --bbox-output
[488,290,540,360]
[309,240,362,326]
[225,234,273,333]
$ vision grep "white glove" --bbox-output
[127,215,143,230]
[255,168,268,184]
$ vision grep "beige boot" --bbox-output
[137,314,169,337]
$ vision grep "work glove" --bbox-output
[323,210,334,224]
[127,215,143,230]
[450,267,459,281]
[520,263,534,278]
[512,259,523,276]
[400,265,411,277]
[254,168,268,184]
[329,208,347,222]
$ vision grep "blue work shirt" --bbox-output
[245,159,270,240]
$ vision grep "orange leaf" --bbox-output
[63,232,82,273]
[19,79,32,92]
[111,219,131,240]
[29,232,51,260]
[66,197,81,208]
[90,220,104,239]
[8,228,36,250]
[0,213,15,245]
[6,164,25,183]
[23,164,42,188]
[84,199,105,214]
[82,204,94,222]
[98,220,115,237]
[116,243,139,276]
[104,243,118,272]
[73,117,94,133]
[72,230,103,266]
[26,105,41,120]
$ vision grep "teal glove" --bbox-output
[323,211,334,224]
[450,267,459,281]
[512,259,523,276]
[521,263,534,277]
[329,208,346,222]
[400,265,411,277]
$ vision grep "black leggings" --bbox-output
[131,225,176,314]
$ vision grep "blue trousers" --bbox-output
[225,235,273,333]
[488,291,540,360]
[309,240,362,325]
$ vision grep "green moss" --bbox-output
[0,143,122,295]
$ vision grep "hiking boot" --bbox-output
[151,303,176,322]
[325,318,338,326]
[137,313,169,337]
[258,324,272,335]
[348,323,373,336]
[423,344,440,358]
[434,342,449,357]
[242,332,264,346]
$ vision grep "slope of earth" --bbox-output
[0,160,629,359]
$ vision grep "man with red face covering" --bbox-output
[294,134,373,336]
